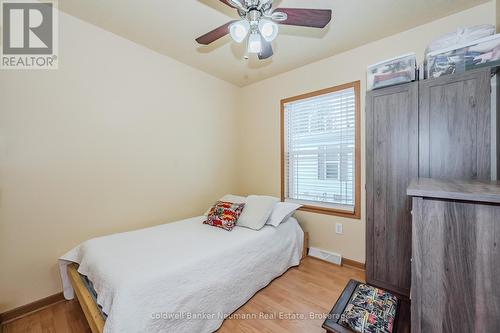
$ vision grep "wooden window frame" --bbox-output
[280,81,361,220]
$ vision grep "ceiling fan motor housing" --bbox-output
[238,0,272,18]
[246,0,261,9]
[247,10,262,30]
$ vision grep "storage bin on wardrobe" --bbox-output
[367,53,417,91]
[426,34,500,78]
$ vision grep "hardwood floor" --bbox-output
[2,299,91,333]
[2,257,365,333]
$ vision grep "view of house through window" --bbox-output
[282,82,360,217]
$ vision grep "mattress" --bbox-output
[80,273,108,319]
[59,216,303,333]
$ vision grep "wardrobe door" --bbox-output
[366,82,418,296]
[419,69,491,180]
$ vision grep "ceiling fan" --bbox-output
[196,0,332,60]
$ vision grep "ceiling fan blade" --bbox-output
[273,8,332,28]
[196,21,236,45]
[258,40,273,60]
[219,0,236,8]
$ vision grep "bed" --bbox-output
[59,215,308,333]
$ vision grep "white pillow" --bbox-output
[266,202,303,227]
[203,195,246,216]
[237,195,280,230]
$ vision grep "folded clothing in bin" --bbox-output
[367,53,417,91]
[467,36,500,69]
[425,25,495,55]
[426,34,500,79]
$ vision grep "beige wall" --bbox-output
[235,2,495,263]
[497,0,500,31]
[0,12,239,312]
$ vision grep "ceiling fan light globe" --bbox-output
[247,33,262,54]
[258,19,278,42]
[229,20,250,43]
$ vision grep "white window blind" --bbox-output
[284,86,356,212]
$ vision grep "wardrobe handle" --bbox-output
[469,96,476,108]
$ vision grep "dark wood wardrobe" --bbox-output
[419,70,492,180]
[365,68,494,297]
[366,82,418,296]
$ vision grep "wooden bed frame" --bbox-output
[67,264,105,333]
[68,232,309,333]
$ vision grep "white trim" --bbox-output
[285,198,355,213]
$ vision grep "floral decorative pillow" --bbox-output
[204,201,245,231]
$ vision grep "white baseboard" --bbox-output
[308,247,342,265]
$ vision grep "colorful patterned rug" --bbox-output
[339,284,398,333]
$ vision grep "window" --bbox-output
[281,82,360,219]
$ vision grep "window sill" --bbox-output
[298,205,361,219]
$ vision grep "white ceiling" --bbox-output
[59,0,489,86]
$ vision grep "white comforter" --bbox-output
[59,216,303,333]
